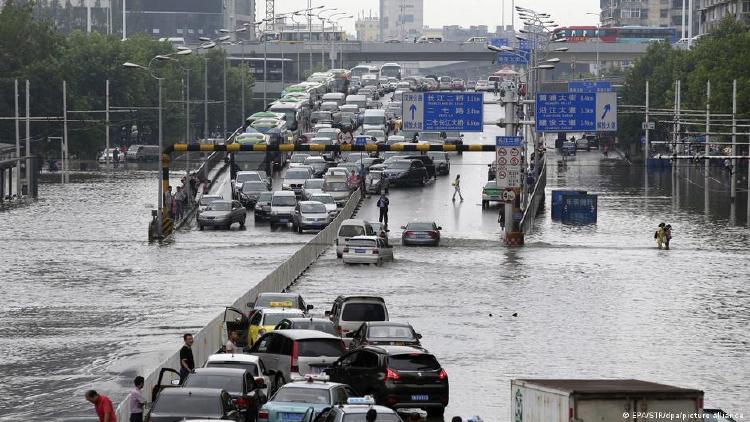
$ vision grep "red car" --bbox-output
[450,79,465,90]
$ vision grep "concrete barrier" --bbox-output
[520,158,547,235]
[116,189,362,419]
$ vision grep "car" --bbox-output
[347,322,422,351]
[576,137,591,151]
[240,181,269,208]
[249,292,313,313]
[283,168,314,197]
[254,192,273,221]
[401,221,441,246]
[325,346,448,416]
[249,330,346,391]
[205,354,275,399]
[325,167,351,178]
[302,179,325,200]
[394,155,436,179]
[303,156,329,178]
[257,375,357,422]
[466,80,477,90]
[426,152,450,175]
[382,159,429,186]
[322,176,352,207]
[247,308,307,346]
[235,132,268,146]
[274,318,337,335]
[385,135,406,145]
[292,201,333,233]
[197,200,246,231]
[363,129,387,145]
[450,79,465,90]
[289,153,311,168]
[308,193,339,216]
[315,128,341,143]
[147,387,242,422]
[475,80,490,92]
[310,397,402,422]
[562,140,577,156]
[342,236,394,266]
[482,181,502,209]
[235,171,270,197]
[325,295,389,337]
[438,76,452,90]
[198,194,224,217]
[269,191,298,228]
[183,367,268,422]
[335,219,377,258]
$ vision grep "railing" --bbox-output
[117,189,362,420]
[520,158,547,235]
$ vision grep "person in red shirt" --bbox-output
[85,390,117,422]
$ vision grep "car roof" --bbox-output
[261,308,306,315]
[334,295,385,303]
[160,387,224,398]
[271,329,340,340]
[366,345,428,355]
[273,190,297,196]
[363,321,412,328]
[341,219,367,225]
[283,317,332,323]
[299,201,325,206]
[206,353,261,364]
[337,404,397,415]
[281,380,345,389]
[194,367,248,376]
[257,292,301,298]
[349,235,379,241]
[406,221,436,225]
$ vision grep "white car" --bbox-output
[342,235,394,265]
[302,179,325,200]
[309,193,339,215]
[386,135,406,145]
[204,353,274,398]
[282,167,313,196]
[234,171,269,195]
[363,129,387,144]
[293,201,333,232]
[289,153,311,168]
[269,190,298,228]
[325,167,351,179]
[197,195,224,215]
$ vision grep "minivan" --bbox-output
[345,94,368,112]
[269,191,298,228]
[249,330,346,390]
[335,219,376,258]
[325,295,389,337]
[362,109,387,133]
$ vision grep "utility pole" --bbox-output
[25,80,30,195]
[63,81,69,183]
[644,80,650,163]
[15,79,21,197]
[122,0,127,41]
[106,79,111,166]
[731,79,737,201]
[223,55,227,139]
[705,80,710,184]
[204,57,209,142]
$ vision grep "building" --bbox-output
[700,0,750,34]
[600,0,699,37]
[355,15,380,42]
[379,0,423,41]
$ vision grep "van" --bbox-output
[335,219,376,258]
[126,145,160,161]
[345,95,368,112]
[362,109,387,133]
[269,191,298,228]
[325,295,389,337]
[322,92,346,106]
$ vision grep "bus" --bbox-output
[380,63,402,80]
[350,65,380,80]
[551,26,678,44]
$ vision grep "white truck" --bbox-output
[511,379,704,422]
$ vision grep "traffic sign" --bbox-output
[568,80,612,93]
[535,92,617,132]
[354,136,368,146]
[402,92,484,132]
[495,136,523,189]
[642,121,655,130]
[560,194,598,225]
[502,189,516,202]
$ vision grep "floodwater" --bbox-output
[0,100,748,420]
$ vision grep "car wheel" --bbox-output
[297,224,303,234]
[427,407,445,417]
[239,219,246,230]
[199,225,204,231]
[337,252,343,258]
[420,176,427,186]
[225,223,232,230]
[482,200,488,209]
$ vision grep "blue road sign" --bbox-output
[354,136,368,146]
[496,136,523,147]
[535,92,618,132]
[560,194,598,225]
[568,80,612,93]
[551,190,587,220]
[489,38,530,65]
[402,92,484,132]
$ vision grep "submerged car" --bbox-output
[197,200,246,231]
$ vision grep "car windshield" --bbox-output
[256,294,297,308]
[324,182,349,192]
[388,354,440,371]
[242,182,266,192]
[257,192,273,203]
[273,387,331,405]
[205,361,259,376]
[307,321,337,335]
[305,180,324,189]
[291,155,309,163]
[184,373,243,393]
[366,130,385,138]
[296,339,344,357]
[272,196,297,206]
[368,325,415,340]
[341,303,386,322]
[206,202,232,211]
[389,161,412,170]
[311,195,334,204]
[420,132,442,141]
[305,158,325,165]
[406,223,435,231]
[286,170,310,179]
[339,225,365,237]
[346,239,377,248]
[153,395,221,416]
[200,196,222,206]
[263,313,303,326]
[301,203,327,214]
[427,152,447,161]
[343,414,401,422]
[237,173,260,183]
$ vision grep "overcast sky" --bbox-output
[258,0,600,34]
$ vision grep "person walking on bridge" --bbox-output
[452,174,464,202]
[377,194,390,227]
[85,390,116,422]
[129,376,146,422]
[179,333,195,383]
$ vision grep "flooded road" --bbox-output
[1,99,748,420]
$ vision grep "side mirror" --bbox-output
[170,379,181,386]
[307,304,314,311]
[437,226,443,230]
[264,369,277,376]
[324,310,332,316]
[255,377,268,390]
[247,302,255,309]
[416,333,423,339]
[400,226,406,230]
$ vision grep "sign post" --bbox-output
[402,92,484,132]
[496,136,523,246]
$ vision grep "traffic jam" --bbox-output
[150,64,488,422]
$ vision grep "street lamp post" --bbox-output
[330,15,353,69]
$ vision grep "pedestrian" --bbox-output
[377,193,390,227]
[179,333,195,383]
[225,330,240,354]
[129,376,146,422]
[85,390,116,422]
[382,173,390,194]
[164,186,174,220]
[493,80,499,96]
[724,157,733,176]
[112,148,120,167]
[664,224,673,250]
[366,408,377,422]
[452,174,464,202]
[654,222,666,249]
[174,186,185,221]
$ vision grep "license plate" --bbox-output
[411,394,429,401]
[278,219,288,223]
[391,341,405,346]
[280,412,304,421]
[417,234,428,239]
[355,249,366,253]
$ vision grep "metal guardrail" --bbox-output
[117,188,362,420]
[520,158,547,234]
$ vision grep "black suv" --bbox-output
[396,155,436,179]
[325,345,448,416]
[382,159,429,186]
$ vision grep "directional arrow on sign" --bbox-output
[410,104,417,120]
[601,103,611,121]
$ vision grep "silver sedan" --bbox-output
[197,200,246,230]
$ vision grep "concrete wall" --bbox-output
[115,189,362,419]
